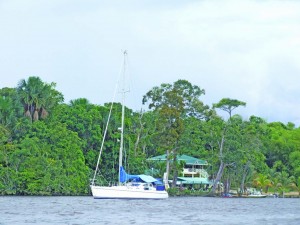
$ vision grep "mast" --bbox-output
[118,50,127,185]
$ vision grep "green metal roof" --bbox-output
[147,154,208,166]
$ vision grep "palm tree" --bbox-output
[253,173,272,193]
[17,77,42,120]
[289,177,300,196]
[17,79,32,120]
[70,98,90,107]
[275,171,295,197]
[39,83,56,119]
[17,76,63,121]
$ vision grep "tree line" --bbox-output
[0,76,299,196]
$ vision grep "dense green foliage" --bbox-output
[0,77,299,196]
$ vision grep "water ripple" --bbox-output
[0,196,299,224]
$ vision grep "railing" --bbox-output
[182,168,209,178]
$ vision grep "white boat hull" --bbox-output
[91,185,169,199]
[247,194,267,198]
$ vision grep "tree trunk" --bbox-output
[208,131,226,196]
[224,176,230,194]
[25,110,31,119]
[134,112,144,157]
[33,109,39,121]
[171,151,178,187]
[41,108,49,119]
[209,161,225,196]
[240,162,249,195]
[134,132,140,157]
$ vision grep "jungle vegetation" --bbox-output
[0,76,299,196]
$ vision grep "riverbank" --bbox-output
[166,187,300,198]
[1,189,299,198]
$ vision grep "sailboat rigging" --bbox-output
[90,51,168,199]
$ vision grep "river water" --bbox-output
[1,196,299,225]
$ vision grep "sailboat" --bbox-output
[90,51,168,199]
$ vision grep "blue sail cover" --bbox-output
[119,166,158,183]
[119,166,139,183]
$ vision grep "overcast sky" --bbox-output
[1,0,300,126]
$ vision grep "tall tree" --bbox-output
[213,98,246,119]
[17,76,63,122]
[209,98,246,195]
[142,79,208,187]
